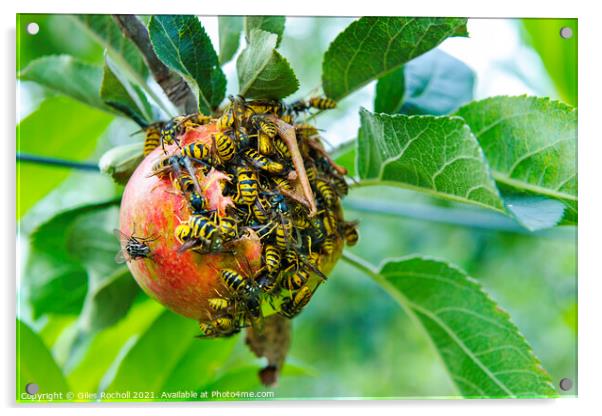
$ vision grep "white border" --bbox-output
[3,1,600,415]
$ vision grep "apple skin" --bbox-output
[119,123,344,322]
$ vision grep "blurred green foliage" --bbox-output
[17,96,113,217]
[522,19,577,106]
[16,15,576,401]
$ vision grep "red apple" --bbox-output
[118,122,344,322]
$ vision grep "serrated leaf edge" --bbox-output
[358,108,506,213]
[377,254,558,398]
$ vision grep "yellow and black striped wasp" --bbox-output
[175,214,219,253]
[160,113,212,153]
[141,122,165,156]
[289,96,337,114]
[279,284,315,318]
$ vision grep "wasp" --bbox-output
[225,95,254,137]
[113,229,156,263]
[343,221,360,246]
[305,163,318,183]
[149,155,182,177]
[188,191,208,215]
[212,132,237,163]
[308,96,336,110]
[175,215,218,252]
[284,249,300,272]
[283,246,327,283]
[274,217,294,251]
[272,137,291,159]
[199,316,240,337]
[290,96,336,113]
[216,107,235,131]
[246,99,285,116]
[220,268,251,293]
[160,116,186,151]
[288,269,310,291]
[142,122,164,156]
[281,112,295,125]
[218,216,238,242]
[330,174,349,197]
[181,142,210,162]
[251,115,278,138]
[269,192,289,215]
[295,123,320,139]
[219,267,262,320]
[243,148,284,174]
[252,196,271,223]
[292,214,311,230]
[182,113,212,128]
[213,316,237,333]
[280,285,314,318]
[150,154,204,197]
[198,321,215,337]
[208,297,230,312]
[173,172,196,194]
[315,179,337,207]
[307,251,321,269]
[309,216,326,244]
[272,177,293,192]
[234,166,259,205]
[257,131,274,155]
[321,236,337,256]
[322,210,339,236]
[161,113,212,152]
[262,244,282,275]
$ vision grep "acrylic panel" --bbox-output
[16,15,577,402]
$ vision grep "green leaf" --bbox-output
[66,299,163,395]
[357,108,504,212]
[17,15,104,72]
[402,49,475,115]
[19,55,107,111]
[218,16,243,64]
[72,15,148,81]
[343,253,558,398]
[374,66,405,113]
[17,96,113,218]
[161,337,238,393]
[100,58,154,126]
[456,96,577,223]
[23,199,120,319]
[17,320,70,401]
[104,309,199,394]
[522,19,577,106]
[237,29,299,99]
[502,193,566,231]
[244,16,286,47]
[148,15,226,113]
[322,17,468,100]
[78,267,140,333]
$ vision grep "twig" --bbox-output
[268,115,317,216]
[17,153,100,172]
[113,15,197,115]
[307,137,348,175]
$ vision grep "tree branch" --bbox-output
[17,153,100,172]
[113,15,197,115]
